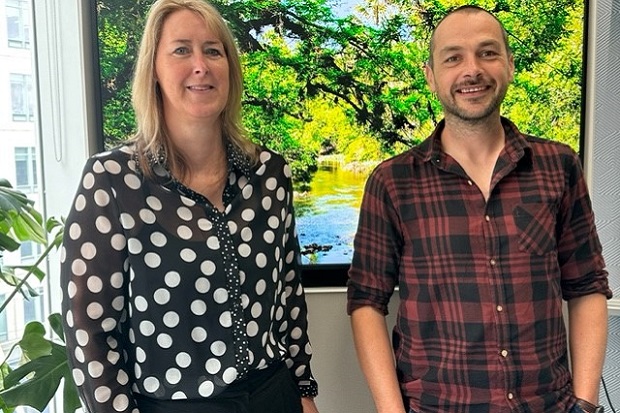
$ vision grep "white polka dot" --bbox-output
[266,177,278,190]
[96,216,112,233]
[238,243,251,257]
[177,206,193,221]
[110,234,126,251]
[222,367,238,384]
[211,340,227,356]
[76,329,89,346]
[247,321,259,337]
[88,361,104,378]
[74,194,87,212]
[172,391,187,400]
[291,327,303,339]
[283,164,292,178]
[150,232,167,247]
[295,365,307,377]
[94,189,110,207]
[180,248,197,262]
[154,288,170,305]
[165,271,181,287]
[262,196,272,210]
[263,230,275,244]
[87,302,104,319]
[146,196,162,210]
[74,346,84,362]
[219,311,232,327]
[107,351,120,364]
[87,276,103,293]
[177,225,193,240]
[205,358,221,374]
[117,369,129,385]
[260,151,272,162]
[200,260,216,276]
[67,282,77,299]
[198,218,213,231]
[72,368,85,386]
[135,347,147,363]
[119,213,135,230]
[242,185,253,199]
[157,333,173,348]
[113,394,130,411]
[213,288,228,304]
[103,160,121,174]
[227,220,238,234]
[255,279,267,295]
[166,368,182,385]
[176,352,192,368]
[134,296,148,312]
[69,223,82,240]
[256,253,267,268]
[276,187,286,201]
[144,252,162,268]
[191,300,207,315]
[163,311,180,328]
[240,227,253,242]
[139,209,156,224]
[124,174,141,190]
[241,208,255,221]
[127,238,143,254]
[195,277,211,293]
[140,320,156,336]
[251,302,263,318]
[82,173,95,189]
[198,380,214,397]
[101,317,118,332]
[72,259,87,276]
[206,236,220,250]
[191,327,207,342]
[180,196,196,207]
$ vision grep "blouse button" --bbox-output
[489,259,496,266]
[485,215,491,222]
[507,393,514,400]
[496,305,503,312]
[500,349,508,358]
[467,180,473,186]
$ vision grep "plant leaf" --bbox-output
[0,343,80,413]
[48,313,65,342]
[19,322,53,361]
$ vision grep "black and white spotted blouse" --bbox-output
[60,144,318,413]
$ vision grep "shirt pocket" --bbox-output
[513,203,557,256]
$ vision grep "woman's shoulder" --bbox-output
[82,144,138,174]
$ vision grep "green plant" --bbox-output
[0,178,80,413]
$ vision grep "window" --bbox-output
[10,74,34,122]
[0,294,8,342]
[23,288,44,324]
[14,147,38,193]
[6,0,30,49]
[19,240,40,261]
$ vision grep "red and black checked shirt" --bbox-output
[347,118,612,413]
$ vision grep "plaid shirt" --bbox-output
[347,118,612,413]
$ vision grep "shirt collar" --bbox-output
[417,116,533,165]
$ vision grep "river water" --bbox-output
[294,164,369,265]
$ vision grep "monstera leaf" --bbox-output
[0,314,80,413]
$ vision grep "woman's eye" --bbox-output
[205,48,223,56]
[174,47,189,55]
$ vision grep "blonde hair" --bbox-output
[131,0,258,178]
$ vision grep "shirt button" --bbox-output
[508,393,514,400]
[500,349,508,357]
[467,180,473,186]
[485,215,491,222]
[497,305,503,312]
[490,259,496,266]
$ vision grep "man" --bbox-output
[347,5,611,413]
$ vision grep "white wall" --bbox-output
[305,288,398,413]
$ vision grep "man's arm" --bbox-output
[567,292,608,404]
[351,306,406,413]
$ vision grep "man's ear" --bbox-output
[424,62,436,92]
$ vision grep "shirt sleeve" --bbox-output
[557,150,612,300]
[60,157,138,413]
[281,171,319,398]
[347,163,400,315]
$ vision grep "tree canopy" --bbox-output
[97,0,585,184]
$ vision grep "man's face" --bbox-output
[424,11,514,123]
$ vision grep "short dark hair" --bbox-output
[427,5,511,68]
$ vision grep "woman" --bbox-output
[60,1,319,412]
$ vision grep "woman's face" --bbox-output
[154,9,230,124]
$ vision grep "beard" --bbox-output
[438,80,509,123]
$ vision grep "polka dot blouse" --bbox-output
[60,144,318,413]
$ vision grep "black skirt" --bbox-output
[134,361,302,413]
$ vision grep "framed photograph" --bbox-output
[93,0,588,286]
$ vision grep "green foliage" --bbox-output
[0,179,72,412]
[98,0,586,182]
